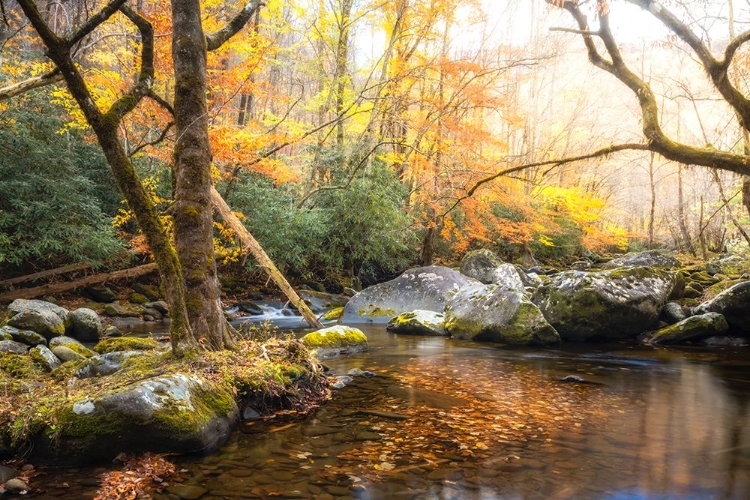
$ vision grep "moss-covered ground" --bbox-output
[0,336,330,456]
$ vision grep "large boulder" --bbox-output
[459,249,525,292]
[341,266,477,324]
[0,326,47,347]
[532,267,677,341]
[650,313,729,345]
[68,308,103,342]
[300,326,368,359]
[602,250,680,270]
[6,299,69,324]
[693,281,750,336]
[386,310,448,336]
[445,284,560,346]
[6,309,65,340]
[30,373,239,465]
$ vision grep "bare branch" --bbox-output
[722,30,750,68]
[206,0,264,51]
[129,123,175,157]
[68,0,127,47]
[442,143,652,217]
[0,69,62,101]
[549,27,600,36]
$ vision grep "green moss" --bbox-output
[357,306,396,317]
[94,337,160,354]
[65,343,96,358]
[183,206,200,218]
[323,307,344,321]
[0,353,42,379]
[300,326,367,348]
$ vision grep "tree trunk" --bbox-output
[171,0,235,350]
[648,152,656,249]
[677,165,697,257]
[209,187,323,329]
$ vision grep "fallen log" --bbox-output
[210,186,323,329]
[0,263,92,288]
[0,263,158,303]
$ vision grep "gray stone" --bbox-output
[693,281,750,335]
[0,328,11,341]
[7,308,65,340]
[3,326,47,347]
[650,313,729,345]
[602,250,681,269]
[75,351,148,379]
[459,249,526,292]
[49,335,86,349]
[0,464,19,483]
[144,301,169,315]
[52,345,86,362]
[445,284,560,346]
[237,301,263,315]
[83,284,117,303]
[29,345,62,371]
[103,302,143,318]
[142,307,163,320]
[3,478,29,494]
[103,325,123,337]
[69,308,103,342]
[532,267,677,341]
[386,310,448,336]
[662,302,688,324]
[7,299,69,323]
[342,266,478,324]
[0,340,30,354]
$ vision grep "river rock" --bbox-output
[68,308,103,342]
[0,326,46,347]
[83,284,117,303]
[132,282,161,301]
[532,267,677,341]
[0,340,29,354]
[52,345,86,363]
[298,290,350,313]
[29,345,61,371]
[693,281,750,335]
[602,250,681,269]
[30,373,239,465]
[75,351,149,379]
[103,302,144,318]
[446,283,560,345]
[6,308,65,340]
[300,326,368,359]
[459,249,525,292]
[6,299,69,323]
[386,310,448,336]
[342,266,478,324]
[662,302,688,324]
[650,313,729,345]
[144,301,169,315]
[3,478,29,494]
[705,255,747,276]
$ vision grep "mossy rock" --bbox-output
[132,283,162,301]
[128,293,150,305]
[323,307,344,321]
[0,353,42,378]
[650,313,729,345]
[93,337,160,354]
[387,310,448,336]
[300,326,368,359]
[688,271,720,287]
[683,285,703,299]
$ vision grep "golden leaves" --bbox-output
[94,453,178,500]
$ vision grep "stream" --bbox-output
[27,315,750,499]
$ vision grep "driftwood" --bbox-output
[0,263,92,288]
[210,186,323,329]
[0,263,158,303]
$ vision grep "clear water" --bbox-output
[30,324,750,499]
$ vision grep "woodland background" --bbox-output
[1,0,749,286]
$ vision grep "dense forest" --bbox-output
[1,0,749,295]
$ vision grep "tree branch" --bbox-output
[68,0,127,47]
[0,69,62,101]
[205,0,264,51]
[129,122,175,157]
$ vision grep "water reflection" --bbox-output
[31,327,750,499]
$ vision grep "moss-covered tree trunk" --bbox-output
[171,0,235,350]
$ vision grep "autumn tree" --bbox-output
[6,0,276,354]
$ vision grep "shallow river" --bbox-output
[31,325,750,499]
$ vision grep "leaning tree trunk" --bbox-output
[171,0,235,350]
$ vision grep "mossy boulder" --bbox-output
[82,285,117,303]
[459,249,525,292]
[132,282,162,301]
[6,299,68,324]
[94,337,160,354]
[0,326,46,347]
[342,266,478,324]
[29,345,61,371]
[6,309,64,340]
[29,373,239,465]
[706,255,748,277]
[300,326,368,359]
[323,307,344,321]
[693,281,750,336]
[602,250,680,269]
[102,302,144,318]
[532,267,677,341]
[0,340,29,355]
[650,313,729,345]
[128,293,149,305]
[52,345,86,363]
[75,351,150,378]
[298,290,350,313]
[445,284,560,346]
[387,310,448,336]
[68,308,103,342]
